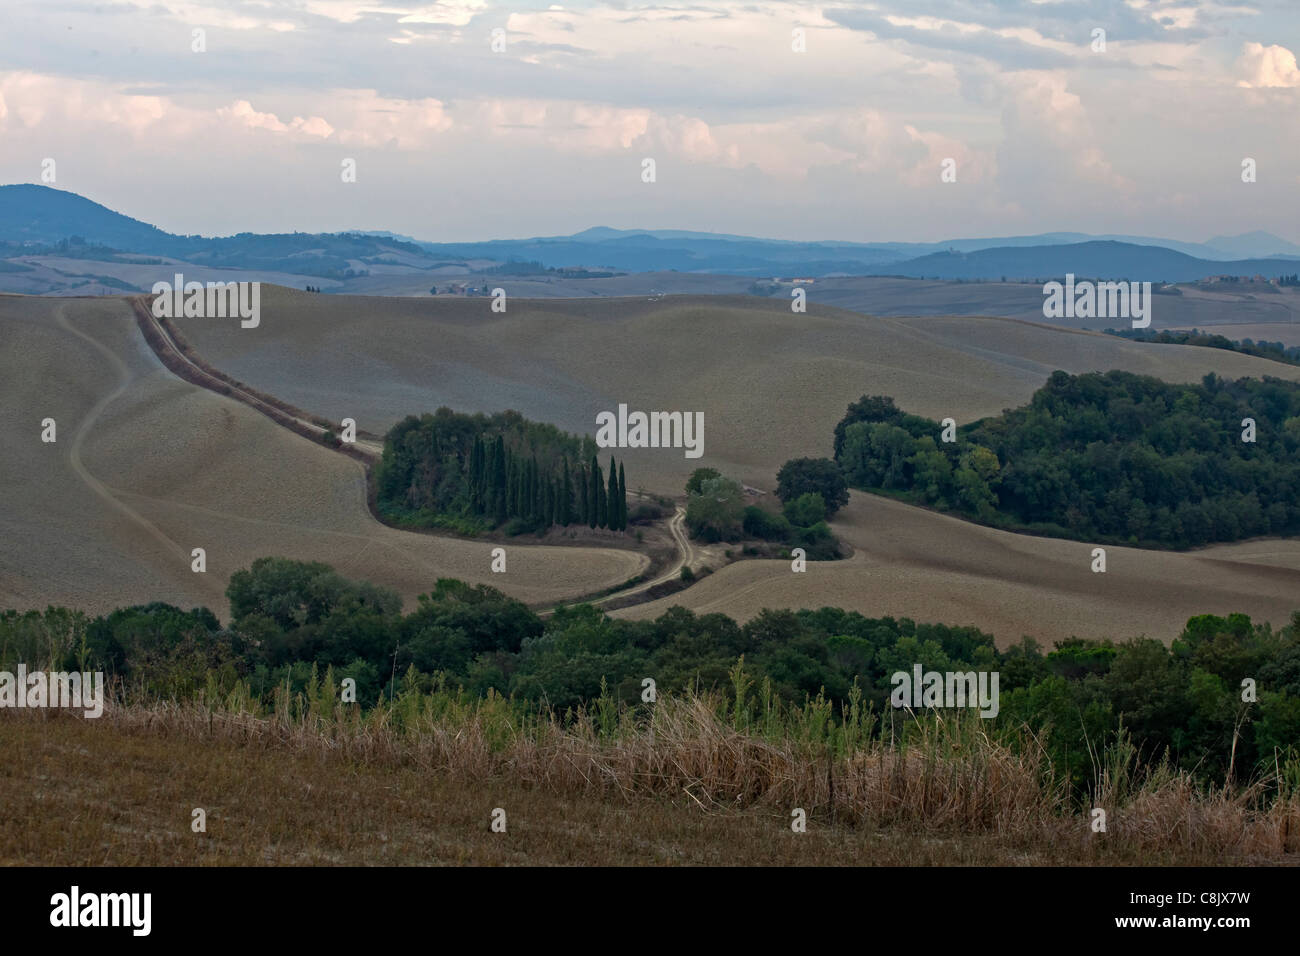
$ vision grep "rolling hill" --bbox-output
[0,294,647,618]
[158,288,1300,643]
[4,287,1299,641]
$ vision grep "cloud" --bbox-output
[398,1,488,27]
[995,71,1132,198]
[218,100,335,138]
[0,72,169,134]
[1236,42,1300,88]
[331,92,453,147]
[1,3,1296,242]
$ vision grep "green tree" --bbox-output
[783,492,827,528]
[607,456,619,530]
[561,457,573,525]
[775,457,849,516]
[589,456,603,528]
[617,462,628,530]
[579,462,589,525]
[685,475,745,542]
[685,467,722,495]
[493,438,507,524]
[907,438,953,504]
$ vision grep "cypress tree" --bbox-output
[617,462,627,530]
[505,454,516,519]
[561,458,573,525]
[578,464,589,527]
[473,436,486,514]
[530,456,541,521]
[493,437,507,524]
[589,456,601,528]
[514,452,525,519]
[516,453,526,518]
[521,457,530,518]
[466,436,478,513]
[606,456,618,530]
[520,456,530,519]
[519,454,529,519]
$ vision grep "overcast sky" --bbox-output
[3,1,1299,243]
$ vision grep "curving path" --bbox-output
[53,302,227,604]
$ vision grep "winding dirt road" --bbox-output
[542,506,695,615]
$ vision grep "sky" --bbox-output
[2,0,1299,243]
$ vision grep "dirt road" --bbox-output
[133,296,384,459]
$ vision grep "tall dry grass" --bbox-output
[32,659,1294,862]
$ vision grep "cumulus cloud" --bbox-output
[0,72,169,134]
[995,71,1132,200]
[1236,42,1300,88]
[218,100,335,138]
[331,92,453,148]
[398,1,488,27]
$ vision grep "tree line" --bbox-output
[4,556,1297,797]
[1107,327,1300,366]
[834,370,1300,548]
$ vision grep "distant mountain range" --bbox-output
[3,184,1300,284]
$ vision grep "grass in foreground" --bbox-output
[2,684,1297,866]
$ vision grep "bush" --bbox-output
[685,467,722,495]
[742,505,792,540]
[783,492,827,527]
[628,502,665,525]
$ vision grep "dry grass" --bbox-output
[2,681,1295,866]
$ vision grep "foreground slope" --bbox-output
[0,295,647,616]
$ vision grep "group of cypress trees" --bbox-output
[467,435,628,531]
[375,409,632,533]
